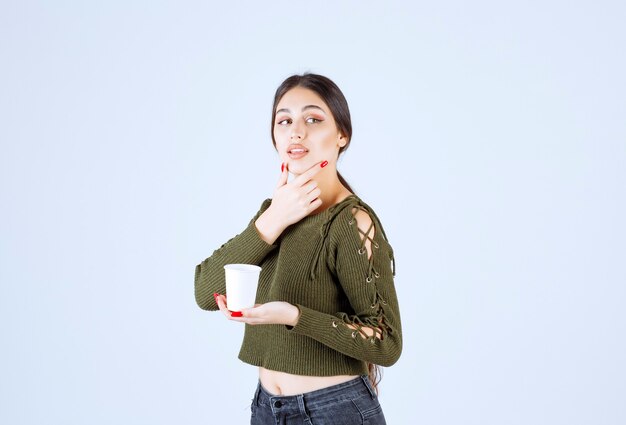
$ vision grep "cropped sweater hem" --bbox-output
[238,352,369,377]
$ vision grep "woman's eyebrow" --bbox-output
[276,105,326,115]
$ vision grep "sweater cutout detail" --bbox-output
[332,201,396,346]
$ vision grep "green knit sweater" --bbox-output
[194,194,402,376]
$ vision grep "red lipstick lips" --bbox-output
[287,144,309,160]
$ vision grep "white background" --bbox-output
[1,1,625,424]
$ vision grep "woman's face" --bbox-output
[273,86,347,175]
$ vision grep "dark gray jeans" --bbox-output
[250,375,387,425]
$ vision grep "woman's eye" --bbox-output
[277,117,321,125]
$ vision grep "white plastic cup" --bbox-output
[223,264,262,312]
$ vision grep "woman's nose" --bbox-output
[290,121,305,140]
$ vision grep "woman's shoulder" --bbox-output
[330,194,389,241]
[333,194,382,218]
[327,193,395,273]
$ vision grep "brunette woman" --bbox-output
[195,73,402,424]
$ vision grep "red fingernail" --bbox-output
[320,160,328,168]
[281,163,284,172]
[230,311,243,317]
[213,293,219,300]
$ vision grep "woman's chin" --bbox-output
[286,160,311,175]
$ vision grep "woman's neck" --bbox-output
[309,170,353,215]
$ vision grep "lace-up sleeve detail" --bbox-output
[286,203,402,367]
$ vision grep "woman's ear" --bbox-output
[337,133,348,148]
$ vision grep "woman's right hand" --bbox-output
[254,161,326,244]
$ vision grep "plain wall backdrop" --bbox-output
[1,1,624,424]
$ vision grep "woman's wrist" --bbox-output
[285,303,301,327]
[254,207,285,245]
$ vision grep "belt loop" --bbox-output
[360,375,376,399]
[297,394,312,423]
[252,381,261,407]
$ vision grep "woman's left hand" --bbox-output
[214,294,300,327]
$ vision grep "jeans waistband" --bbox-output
[253,375,376,410]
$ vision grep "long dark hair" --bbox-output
[270,73,383,393]
[270,73,354,193]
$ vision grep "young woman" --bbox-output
[195,73,402,424]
